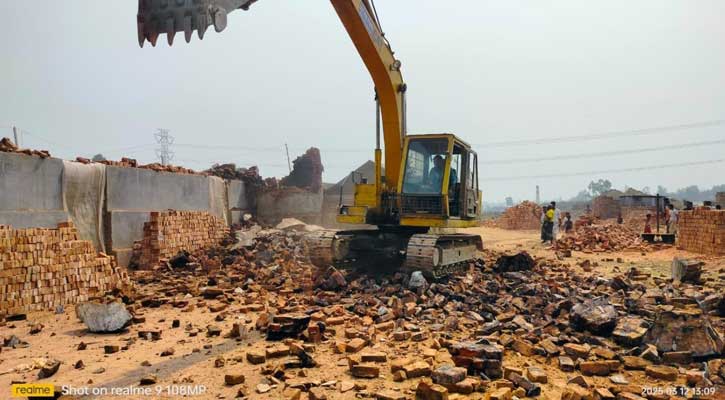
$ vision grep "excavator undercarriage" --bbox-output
[307,229,483,279]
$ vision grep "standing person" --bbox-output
[617,213,624,224]
[664,205,671,233]
[550,201,561,244]
[544,206,555,245]
[540,205,550,243]
[667,204,679,236]
[644,214,652,234]
[564,212,573,234]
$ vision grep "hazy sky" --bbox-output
[2,1,724,203]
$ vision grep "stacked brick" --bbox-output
[496,201,543,230]
[717,192,725,208]
[592,196,620,219]
[135,211,229,269]
[677,209,725,255]
[0,222,128,315]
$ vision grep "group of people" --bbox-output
[643,203,680,235]
[540,201,572,246]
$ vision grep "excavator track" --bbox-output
[306,230,482,279]
[306,230,342,267]
[405,233,483,279]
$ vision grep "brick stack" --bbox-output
[677,209,725,255]
[592,196,620,219]
[0,222,128,316]
[135,211,229,269]
[717,192,725,208]
[496,201,543,230]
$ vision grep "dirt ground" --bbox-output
[1,226,723,400]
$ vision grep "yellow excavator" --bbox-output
[137,0,483,277]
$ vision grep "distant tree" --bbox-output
[92,153,106,162]
[642,186,651,194]
[570,190,592,202]
[588,179,612,196]
[676,185,700,200]
[656,185,668,195]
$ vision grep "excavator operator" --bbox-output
[428,155,457,191]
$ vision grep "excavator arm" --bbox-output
[137,0,406,188]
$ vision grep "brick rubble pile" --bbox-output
[557,223,652,253]
[75,156,197,175]
[3,219,724,398]
[678,209,725,255]
[495,201,543,230]
[120,225,725,398]
[0,137,51,158]
[132,211,229,269]
[0,222,128,315]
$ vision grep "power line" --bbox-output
[481,158,725,181]
[473,119,725,148]
[19,129,73,150]
[482,138,725,165]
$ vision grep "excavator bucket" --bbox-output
[137,0,258,47]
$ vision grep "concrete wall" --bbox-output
[104,167,241,266]
[227,179,251,225]
[106,166,211,211]
[0,152,69,228]
[1,152,327,267]
[257,189,323,226]
[0,152,253,267]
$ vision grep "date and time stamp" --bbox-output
[642,386,718,397]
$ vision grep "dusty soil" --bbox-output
[1,226,723,400]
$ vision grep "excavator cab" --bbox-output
[400,134,480,223]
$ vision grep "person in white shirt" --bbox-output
[667,204,679,235]
[550,201,562,243]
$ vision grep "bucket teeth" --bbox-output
[197,14,209,39]
[137,21,146,47]
[183,15,193,43]
[213,9,227,32]
[137,0,252,47]
[165,17,176,45]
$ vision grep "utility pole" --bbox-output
[285,143,292,173]
[12,126,19,147]
[536,185,540,204]
[154,128,174,166]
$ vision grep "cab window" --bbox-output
[402,139,448,194]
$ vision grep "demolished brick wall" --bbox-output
[677,209,725,255]
[0,222,128,315]
[280,147,323,193]
[496,201,542,230]
[133,211,229,269]
[591,196,620,219]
